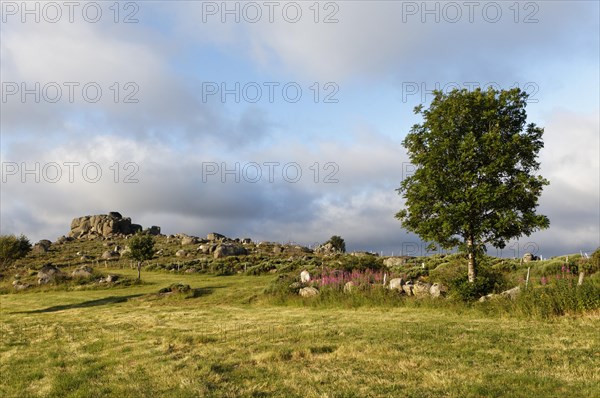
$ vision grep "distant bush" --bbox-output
[0,234,32,268]
[448,265,508,302]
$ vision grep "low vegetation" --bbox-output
[1,235,598,397]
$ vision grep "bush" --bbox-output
[513,276,600,318]
[0,234,32,268]
[448,265,508,302]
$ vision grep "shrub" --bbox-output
[0,234,32,268]
[449,265,508,301]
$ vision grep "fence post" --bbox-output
[525,267,531,289]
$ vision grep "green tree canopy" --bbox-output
[396,87,549,282]
[327,235,346,253]
[0,234,32,268]
[128,232,155,280]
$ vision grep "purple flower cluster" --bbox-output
[318,268,390,289]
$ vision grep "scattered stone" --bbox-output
[37,264,61,285]
[213,243,247,258]
[388,278,405,291]
[523,253,538,263]
[207,232,227,241]
[144,226,161,236]
[402,283,413,296]
[299,287,319,297]
[314,242,336,254]
[241,238,252,244]
[429,283,446,298]
[413,281,432,297]
[72,266,93,278]
[175,249,188,257]
[300,270,311,283]
[99,274,119,284]
[12,281,29,291]
[101,250,120,260]
[500,286,521,300]
[181,235,199,246]
[383,256,413,268]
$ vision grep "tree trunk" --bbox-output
[137,261,141,280]
[467,237,476,283]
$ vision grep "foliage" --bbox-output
[0,234,32,268]
[326,235,346,253]
[396,87,550,282]
[449,265,509,302]
[128,233,155,262]
[128,233,155,280]
[581,247,600,274]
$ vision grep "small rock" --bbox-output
[299,287,319,297]
[300,270,311,283]
[500,286,521,300]
[72,266,93,278]
[402,283,413,296]
[388,278,405,291]
[101,250,120,260]
[429,283,446,298]
[175,249,188,257]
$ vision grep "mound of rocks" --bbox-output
[68,212,161,240]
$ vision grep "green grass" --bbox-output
[1,269,599,397]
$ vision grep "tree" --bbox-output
[327,235,346,253]
[128,233,155,280]
[396,87,549,283]
[0,234,32,268]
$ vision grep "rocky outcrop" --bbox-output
[68,212,149,239]
[213,243,247,258]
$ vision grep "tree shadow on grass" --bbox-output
[15,294,144,314]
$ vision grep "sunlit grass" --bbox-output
[1,269,599,397]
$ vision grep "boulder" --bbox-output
[413,281,432,297]
[68,213,154,239]
[72,266,93,278]
[500,286,521,300]
[145,226,161,236]
[181,235,199,246]
[207,232,228,241]
[241,238,252,244]
[383,257,413,268]
[300,270,311,283]
[213,243,247,258]
[523,253,538,263]
[388,278,405,291]
[402,283,413,296]
[299,287,319,297]
[37,264,61,285]
[429,283,446,298]
[12,281,29,291]
[314,242,336,254]
[101,250,120,260]
[175,249,188,257]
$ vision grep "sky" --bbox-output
[1,0,598,259]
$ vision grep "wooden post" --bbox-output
[525,267,531,289]
[578,271,585,286]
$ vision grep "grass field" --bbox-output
[1,269,599,398]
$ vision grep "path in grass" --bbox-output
[1,270,599,397]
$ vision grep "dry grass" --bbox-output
[1,269,599,397]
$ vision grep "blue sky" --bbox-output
[1,1,599,258]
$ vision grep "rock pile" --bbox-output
[68,212,161,240]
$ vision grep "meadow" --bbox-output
[1,268,599,398]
